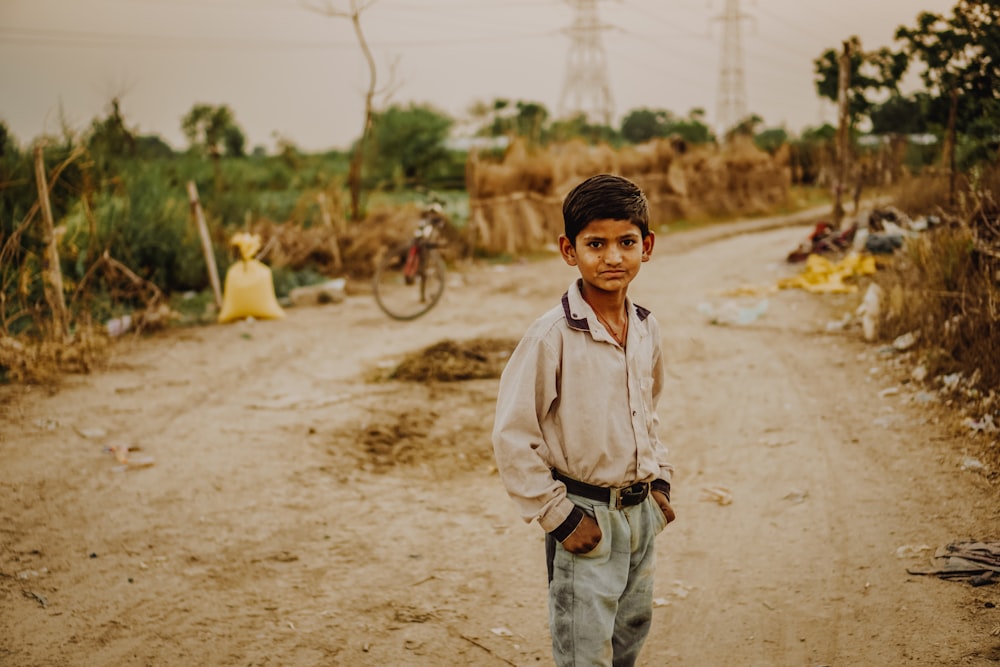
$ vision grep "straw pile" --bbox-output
[467,135,790,256]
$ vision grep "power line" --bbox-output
[0,25,554,50]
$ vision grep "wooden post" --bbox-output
[833,39,852,227]
[944,86,959,207]
[33,145,69,341]
[186,181,223,307]
[316,192,343,271]
[465,149,480,259]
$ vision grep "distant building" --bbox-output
[445,135,511,152]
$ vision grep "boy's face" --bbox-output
[559,218,654,296]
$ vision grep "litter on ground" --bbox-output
[778,252,877,294]
[906,541,1000,586]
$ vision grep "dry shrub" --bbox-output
[0,328,110,385]
[254,204,468,281]
[888,171,954,216]
[674,138,790,220]
[389,337,518,382]
[471,138,556,197]
[253,218,344,274]
[874,223,999,391]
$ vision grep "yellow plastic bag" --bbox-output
[217,233,285,323]
[777,252,876,294]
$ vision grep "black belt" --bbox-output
[552,470,650,509]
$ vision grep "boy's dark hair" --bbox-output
[562,173,650,245]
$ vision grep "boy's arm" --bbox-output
[492,334,582,537]
[650,321,674,500]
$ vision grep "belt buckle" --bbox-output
[611,486,623,510]
[612,483,647,510]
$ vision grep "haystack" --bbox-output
[465,135,791,256]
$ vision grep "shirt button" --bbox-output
[632,410,637,416]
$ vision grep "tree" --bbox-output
[181,104,240,159]
[181,103,244,189]
[134,134,175,160]
[725,113,764,142]
[223,125,246,158]
[367,103,453,187]
[87,98,136,162]
[621,108,670,144]
[664,108,714,145]
[754,127,789,155]
[896,0,1000,181]
[814,36,907,131]
[305,0,397,220]
[514,101,549,145]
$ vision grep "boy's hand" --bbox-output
[652,490,675,525]
[561,515,602,554]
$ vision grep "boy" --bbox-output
[492,173,675,667]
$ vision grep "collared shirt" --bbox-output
[492,279,673,533]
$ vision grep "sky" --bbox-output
[0,0,959,153]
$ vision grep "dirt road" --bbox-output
[2,214,998,666]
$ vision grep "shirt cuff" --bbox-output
[548,506,585,542]
[651,479,671,502]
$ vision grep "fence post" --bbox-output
[186,181,223,308]
[34,145,69,341]
[316,192,343,271]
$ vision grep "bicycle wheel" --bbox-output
[372,242,447,320]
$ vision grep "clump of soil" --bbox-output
[360,405,437,467]
[323,383,500,475]
[389,337,518,382]
[321,338,519,475]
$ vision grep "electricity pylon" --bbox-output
[714,0,751,137]
[558,0,616,126]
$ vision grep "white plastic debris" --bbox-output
[892,331,919,351]
[857,284,883,341]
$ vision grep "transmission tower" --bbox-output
[714,0,751,136]
[558,0,615,126]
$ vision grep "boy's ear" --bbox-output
[558,235,577,266]
[641,231,655,262]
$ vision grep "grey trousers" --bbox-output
[546,492,668,667]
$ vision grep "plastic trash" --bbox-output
[106,315,133,337]
[857,283,883,341]
[892,331,919,351]
[104,444,155,472]
[700,486,733,505]
[696,299,768,326]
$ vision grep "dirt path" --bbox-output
[2,213,998,666]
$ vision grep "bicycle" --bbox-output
[372,202,449,320]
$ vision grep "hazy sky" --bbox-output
[1,0,958,152]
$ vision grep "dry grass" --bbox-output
[388,337,518,383]
[0,327,110,385]
[876,224,998,387]
[877,168,1000,472]
[467,136,791,256]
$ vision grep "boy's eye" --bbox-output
[587,241,603,249]
[622,239,637,247]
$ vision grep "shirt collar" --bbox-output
[560,279,650,335]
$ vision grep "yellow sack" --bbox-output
[218,233,285,323]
